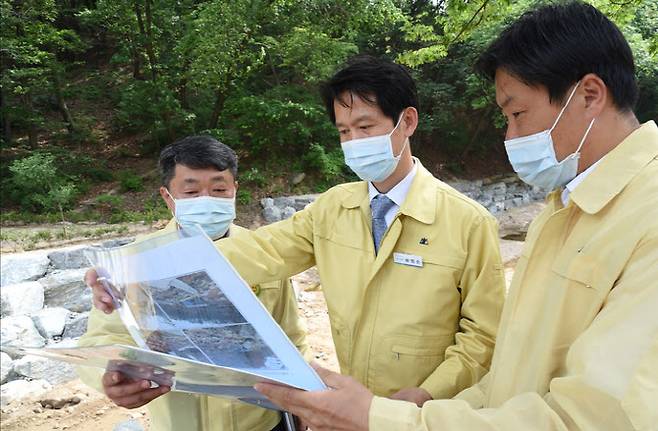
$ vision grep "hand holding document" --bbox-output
[6,227,325,410]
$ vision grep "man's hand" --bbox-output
[390,387,432,407]
[255,364,373,431]
[86,268,115,314]
[102,371,170,409]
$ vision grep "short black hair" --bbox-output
[475,1,638,111]
[320,55,419,125]
[159,135,238,187]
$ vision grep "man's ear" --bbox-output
[402,107,419,138]
[159,186,175,213]
[581,73,607,119]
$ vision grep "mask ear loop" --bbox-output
[390,111,409,159]
[387,112,405,137]
[573,117,596,155]
[164,188,177,219]
[549,81,581,133]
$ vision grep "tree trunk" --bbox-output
[460,106,492,160]
[52,65,76,134]
[133,1,156,82]
[134,0,158,82]
[24,94,37,148]
[208,89,227,130]
[58,202,68,240]
[177,58,192,109]
[128,34,142,79]
[0,87,11,145]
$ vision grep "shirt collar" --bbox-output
[561,157,604,206]
[368,161,418,207]
[569,121,658,214]
[341,158,437,225]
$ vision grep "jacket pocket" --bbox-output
[369,334,453,397]
[549,252,612,348]
[551,251,615,294]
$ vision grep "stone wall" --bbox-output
[260,176,546,222]
[0,238,133,406]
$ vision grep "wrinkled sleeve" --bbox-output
[420,215,505,400]
[76,308,136,392]
[268,278,311,362]
[217,205,317,287]
[371,233,658,431]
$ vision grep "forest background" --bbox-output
[1,0,656,242]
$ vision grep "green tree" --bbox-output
[1,0,85,146]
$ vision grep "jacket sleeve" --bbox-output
[370,232,658,431]
[76,308,136,392]
[217,205,317,286]
[420,215,505,399]
[269,278,312,362]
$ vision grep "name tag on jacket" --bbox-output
[393,252,423,268]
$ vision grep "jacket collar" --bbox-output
[570,121,658,214]
[340,158,437,224]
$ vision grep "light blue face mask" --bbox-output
[504,81,595,191]
[166,190,236,240]
[341,114,408,182]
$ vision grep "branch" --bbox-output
[447,0,491,47]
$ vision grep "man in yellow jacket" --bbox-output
[79,136,309,431]
[91,56,506,406]
[254,3,658,430]
[213,55,506,405]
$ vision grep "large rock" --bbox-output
[39,268,91,312]
[0,281,44,317]
[47,246,92,270]
[497,202,546,240]
[291,194,319,211]
[31,307,71,339]
[0,379,52,407]
[262,206,281,223]
[63,312,89,339]
[260,197,274,209]
[12,355,77,385]
[280,206,296,220]
[272,196,295,208]
[99,237,135,248]
[46,337,79,349]
[0,315,46,348]
[1,352,13,384]
[0,252,50,287]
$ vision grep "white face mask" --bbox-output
[504,81,595,191]
[166,190,236,240]
[341,114,408,182]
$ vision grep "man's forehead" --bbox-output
[335,90,377,108]
[173,165,234,182]
[334,91,387,125]
[494,69,549,108]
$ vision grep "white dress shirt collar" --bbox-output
[561,157,604,206]
[368,161,418,228]
[368,161,418,206]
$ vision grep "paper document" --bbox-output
[9,227,325,410]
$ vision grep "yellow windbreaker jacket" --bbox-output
[369,122,658,430]
[77,222,309,431]
[218,160,505,399]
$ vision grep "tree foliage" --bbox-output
[1,0,656,207]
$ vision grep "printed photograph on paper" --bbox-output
[126,270,286,371]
